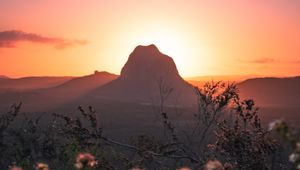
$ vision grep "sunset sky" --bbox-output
[1,0,300,78]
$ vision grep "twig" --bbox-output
[100,136,200,163]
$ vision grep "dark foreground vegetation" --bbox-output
[0,82,299,170]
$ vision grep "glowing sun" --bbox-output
[133,30,190,75]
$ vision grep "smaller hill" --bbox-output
[0,76,74,91]
[0,71,118,112]
[238,76,300,107]
[0,75,9,79]
[45,71,118,98]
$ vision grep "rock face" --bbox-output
[89,44,196,107]
[121,44,179,81]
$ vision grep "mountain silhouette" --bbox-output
[0,75,9,79]
[85,44,196,107]
[0,76,74,92]
[238,76,300,107]
[44,71,118,99]
[0,72,118,112]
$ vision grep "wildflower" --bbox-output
[289,153,299,163]
[75,153,97,169]
[131,168,146,170]
[9,166,23,170]
[35,163,49,170]
[207,144,216,150]
[268,119,283,131]
[296,142,300,151]
[177,167,191,170]
[204,159,223,170]
[75,163,83,170]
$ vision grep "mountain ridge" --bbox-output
[0,44,299,111]
[0,76,75,91]
[83,44,197,107]
[238,76,300,107]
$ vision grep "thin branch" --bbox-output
[100,136,200,163]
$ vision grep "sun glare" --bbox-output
[133,31,190,75]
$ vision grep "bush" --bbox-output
[0,82,290,169]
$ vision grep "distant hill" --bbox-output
[186,75,259,87]
[238,76,300,107]
[44,71,118,99]
[0,72,118,112]
[0,76,74,91]
[0,75,9,79]
[186,75,258,82]
[83,45,197,107]
[1,45,299,112]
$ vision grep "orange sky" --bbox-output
[1,0,300,78]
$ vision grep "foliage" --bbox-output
[0,81,291,169]
[211,99,277,169]
[269,119,300,169]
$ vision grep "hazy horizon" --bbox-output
[1,43,299,79]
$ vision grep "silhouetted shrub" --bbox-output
[210,99,277,169]
[0,82,293,169]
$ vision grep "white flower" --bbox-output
[9,166,23,170]
[35,163,49,170]
[131,168,146,170]
[296,142,300,151]
[289,153,299,163]
[75,153,97,169]
[177,167,191,170]
[74,163,83,169]
[204,160,223,170]
[268,119,283,131]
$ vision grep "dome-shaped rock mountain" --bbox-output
[87,44,196,107]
